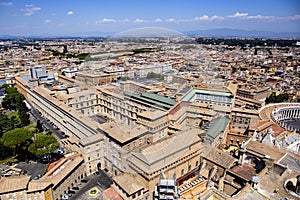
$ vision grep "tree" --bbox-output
[119,76,131,81]
[10,115,20,129]
[18,102,30,127]
[0,140,13,160]
[1,86,30,126]
[1,128,34,155]
[28,133,59,158]
[36,120,43,132]
[2,87,25,111]
[266,93,289,104]
[147,72,164,80]
[0,113,13,137]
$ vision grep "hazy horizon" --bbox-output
[0,0,299,36]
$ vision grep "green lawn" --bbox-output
[24,121,37,131]
[0,156,18,165]
[6,111,20,120]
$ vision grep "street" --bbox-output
[17,161,47,179]
[69,170,113,200]
[30,107,66,140]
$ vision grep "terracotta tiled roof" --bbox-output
[103,187,123,200]
[113,173,145,195]
[205,148,237,169]
[0,175,31,194]
[271,124,285,137]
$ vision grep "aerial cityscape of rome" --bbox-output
[0,0,300,200]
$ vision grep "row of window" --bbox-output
[150,150,200,178]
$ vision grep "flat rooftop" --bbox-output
[182,89,233,102]
[100,121,148,144]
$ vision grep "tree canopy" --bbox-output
[0,113,16,137]
[2,87,25,111]
[1,86,30,126]
[28,134,59,157]
[1,128,34,155]
[265,93,289,104]
[147,72,164,80]
[18,102,30,127]
[196,38,298,47]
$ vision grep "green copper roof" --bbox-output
[204,117,230,141]
[125,92,175,109]
[141,92,176,106]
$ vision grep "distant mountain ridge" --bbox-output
[0,28,299,39]
[184,28,300,38]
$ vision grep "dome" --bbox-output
[110,27,186,38]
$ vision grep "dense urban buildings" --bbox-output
[0,36,300,200]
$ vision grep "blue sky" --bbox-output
[0,0,299,36]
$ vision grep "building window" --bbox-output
[181,169,184,176]
[196,161,199,167]
[188,165,191,171]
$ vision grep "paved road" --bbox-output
[30,107,65,140]
[17,161,47,179]
[69,170,113,200]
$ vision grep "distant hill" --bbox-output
[1,28,299,39]
[0,31,113,40]
[184,28,300,38]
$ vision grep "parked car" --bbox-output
[72,186,79,190]
[33,174,41,180]
[81,178,88,183]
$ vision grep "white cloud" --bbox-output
[247,15,274,20]
[210,15,224,20]
[135,18,146,23]
[67,11,74,15]
[96,18,117,24]
[44,19,52,23]
[193,15,224,21]
[22,5,41,16]
[195,15,209,21]
[1,2,12,6]
[154,18,162,22]
[102,18,116,23]
[229,12,248,18]
[166,18,175,22]
[227,12,300,21]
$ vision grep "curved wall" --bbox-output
[271,107,300,132]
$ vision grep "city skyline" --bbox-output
[0,0,300,36]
